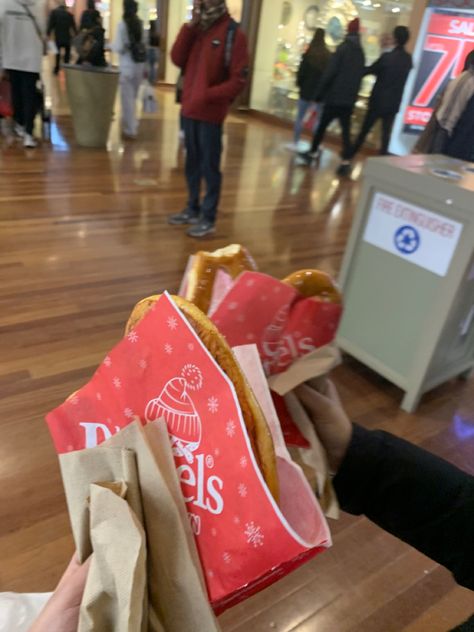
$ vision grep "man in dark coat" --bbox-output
[47,2,77,75]
[349,25,412,158]
[299,17,365,176]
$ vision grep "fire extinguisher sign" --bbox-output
[403,8,474,134]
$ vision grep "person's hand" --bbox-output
[190,0,202,26]
[29,553,91,632]
[295,379,352,474]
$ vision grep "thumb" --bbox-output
[294,383,332,419]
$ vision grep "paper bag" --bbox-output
[60,420,218,632]
[47,293,330,612]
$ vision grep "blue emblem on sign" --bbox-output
[394,225,420,255]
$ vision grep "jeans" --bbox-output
[9,70,39,135]
[55,42,71,74]
[350,107,396,157]
[310,105,353,160]
[147,47,159,85]
[182,116,223,224]
[294,99,322,144]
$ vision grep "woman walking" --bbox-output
[113,0,146,139]
[292,28,331,150]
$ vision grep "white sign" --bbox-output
[363,193,463,277]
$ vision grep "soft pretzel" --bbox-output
[185,244,257,314]
[125,294,279,503]
[282,269,342,304]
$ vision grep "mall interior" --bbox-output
[0,0,473,630]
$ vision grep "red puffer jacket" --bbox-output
[171,14,249,125]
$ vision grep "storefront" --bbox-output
[250,0,416,130]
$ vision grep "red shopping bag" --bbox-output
[211,271,343,376]
[0,79,13,117]
[46,293,330,612]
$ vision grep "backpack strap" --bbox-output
[224,18,238,70]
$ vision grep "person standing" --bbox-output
[79,0,100,31]
[47,1,77,75]
[349,26,412,159]
[292,28,331,149]
[299,17,365,176]
[0,0,45,148]
[147,19,160,85]
[167,0,249,238]
[113,0,146,140]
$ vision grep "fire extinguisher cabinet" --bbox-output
[337,155,474,412]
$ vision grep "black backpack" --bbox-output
[127,21,147,63]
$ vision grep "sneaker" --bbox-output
[336,161,351,177]
[167,209,200,225]
[14,123,25,139]
[297,149,321,165]
[187,220,216,238]
[23,134,38,148]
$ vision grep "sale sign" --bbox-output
[404,8,474,133]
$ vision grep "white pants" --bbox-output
[119,63,145,136]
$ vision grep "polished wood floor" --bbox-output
[0,81,473,631]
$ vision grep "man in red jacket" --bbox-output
[167,0,249,238]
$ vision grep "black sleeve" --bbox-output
[316,47,340,100]
[47,11,55,36]
[297,55,307,88]
[333,424,474,591]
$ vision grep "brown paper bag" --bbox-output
[79,483,147,632]
[59,420,219,632]
[267,344,341,518]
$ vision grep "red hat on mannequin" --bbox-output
[348,17,360,34]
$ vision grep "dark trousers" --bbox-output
[55,42,71,73]
[183,116,222,224]
[351,108,396,157]
[9,70,39,135]
[310,105,353,160]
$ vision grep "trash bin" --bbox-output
[337,155,474,412]
[65,65,119,148]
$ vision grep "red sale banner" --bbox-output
[403,8,474,133]
[46,293,330,612]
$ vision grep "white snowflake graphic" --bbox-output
[127,330,139,343]
[273,286,282,294]
[207,570,214,579]
[244,522,264,548]
[96,392,102,401]
[66,444,74,452]
[139,359,148,370]
[246,279,256,288]
[239,456,248,468]
[238,483,248,498]
[237,314,245,323]
[187,343,195,351]
[70,394,79,406]
[113,377,122,389]
[214,447,221,458]
[246,333,255,341]
[103,356,112,367]
[208,396,219,414]
[226,419,236,438]
[164,343,173,355]
[260,295,268,302]
[211,528,217,537]
[228,301,239,311]
[167,316,178,331]
[233,516,241,525]
[223,552,232,565]
[124,408,135,419]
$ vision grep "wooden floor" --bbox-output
[0,82,473,631]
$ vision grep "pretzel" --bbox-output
[185,244,257,314]
[125,294,279,503]
[282,269,342,304]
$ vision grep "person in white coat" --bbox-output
[113,0,145,139]
[0,0,46,148]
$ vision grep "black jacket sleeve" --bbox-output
[333,424,474,591]
[315,44,343,101]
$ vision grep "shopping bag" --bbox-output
[142,84,158,114]
[303,103,319,132]
[0,79,13,118]
[46,293,330,613]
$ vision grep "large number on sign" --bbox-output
[413,36,473,107]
